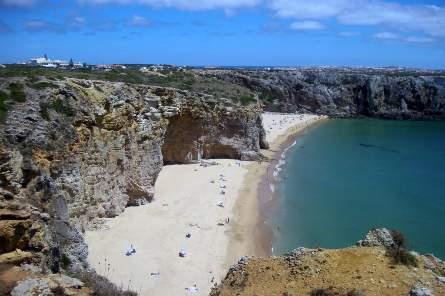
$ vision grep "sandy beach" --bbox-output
[85,112,327,296]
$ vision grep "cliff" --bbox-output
[0,77,266,293]
[210,229,445,296]
[206,69,445,119]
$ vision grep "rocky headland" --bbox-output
[200,68,445,119]
[210,228,445,296]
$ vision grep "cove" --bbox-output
[270,119,445,259]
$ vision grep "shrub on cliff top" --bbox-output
[239,93,256,105]
[0,84,27,122]
[388,229,418,267]
[30,81,59,90]
[72,271,137,296]
[8,82,26,102]
[49,98,75,117]
[0,90,8,121]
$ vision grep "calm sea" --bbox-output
[269,119,445,259]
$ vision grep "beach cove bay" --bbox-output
[270,118,445,259]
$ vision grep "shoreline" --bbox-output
[225,114,328,263]
[258,115,328,256]
[85,113,327,296]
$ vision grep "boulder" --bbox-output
[356,228,396,249]
[409,285,433,296]
[0,249,33,265]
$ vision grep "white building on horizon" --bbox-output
[27,56,84,68]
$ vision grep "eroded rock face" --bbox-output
[0,77,266,274]
[162,99,267,164]
[210,69,445,119]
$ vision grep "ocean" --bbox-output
[269,118,445,259]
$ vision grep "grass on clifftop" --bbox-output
[0,91,8,121]
[8,82,26,102]
[0,65,256,105]
[0,82,27,122]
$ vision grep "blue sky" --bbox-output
[0,0,444,68]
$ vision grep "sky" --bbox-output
[0,0,444,68]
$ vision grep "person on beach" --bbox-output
[125,244,136,256]
[185,284,198,293]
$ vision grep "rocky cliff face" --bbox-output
[162,99,267,164]
[209,69,445,119]
[0,77,266,279]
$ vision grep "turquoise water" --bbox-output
[270,119,445,259]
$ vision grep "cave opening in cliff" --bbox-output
[161,114,241,164]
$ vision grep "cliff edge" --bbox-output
[211,229,445,296]
[0,77,266,294]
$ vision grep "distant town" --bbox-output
[0,55,444,76]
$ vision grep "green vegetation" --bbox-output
[259,89,281,103]
[39,102,50,120]
[0,65,255,104]
[72,271,137,296]
[30,81,59,90]
[8,82,26,102]
[0,83,27,122]
[60,254,71,269]
[388,230,418,267]
[239,93,256,105]
[49,98,75,116]
[39,98,75,120]
[0,91,8,121]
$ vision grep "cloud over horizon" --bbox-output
[78,0,261,10]
[3,0,445,41]
[290,21,325,31]
[129,15,151,27]
[269,0,445,38]
[1,0,444,68]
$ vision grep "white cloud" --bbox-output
[373,31,436,44]
[25,20,49,31]
[73,17,86,24]
[79,0,261,10]
[338,31,359,37]
[269,0,445,37]
[70,17,86,28]
[270,0,348,19]
[373,31,399,40]
[129,15,151,27]
[404,36,435,43]
[290,21,324,31]
[13,0,443,39]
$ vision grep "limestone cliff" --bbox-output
[207,69,445,119]
[0,77,266,281]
